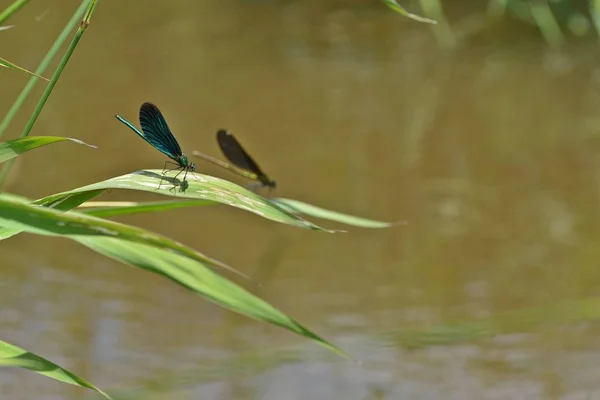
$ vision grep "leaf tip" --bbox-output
[69,138,97,149]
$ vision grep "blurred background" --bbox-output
[3,0,600,398]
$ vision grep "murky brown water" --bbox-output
[3,1,600,399]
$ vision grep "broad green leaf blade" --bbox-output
[0,339,112,399]
[78,198,400,229]
[38,170,333,231]
[271,198,401,229]
[0,56,49,80]
[380,0,437,24]
[78,200,215,217]
[0,193,247,278]
[0,192,102,242]
[0,136,96,163]
[37,189,105,210]
[77,237,350,360]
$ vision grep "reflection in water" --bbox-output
[2,0,600,398]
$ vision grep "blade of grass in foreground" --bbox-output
[0,136,95,163]
[271,198,402,229]
[37,170,335,232]
[0,193,247,278]
[79,199,215,217]
[0,194,349,359]
[77,237,350,360]
[0,339,112,399]
[77,198,399,229]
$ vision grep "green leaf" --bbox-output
[77,237,350,359]
[79,199,215,218]
[37,170,334,231]
[0,136,96,163]
[380,0,437,24]
[0,194,349,359]
[0,193,247,278]
[0,56,49,80]
[78,198,399,229]
[271,198,401,229]
[0,339,112,399]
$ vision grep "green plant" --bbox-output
[0,0,420,397]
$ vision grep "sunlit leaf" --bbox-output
[0,193,246,278]
[0,136,95,163]
[77,198,398,229]
[0,339,112,399]
[0,194,349,359]
[37,170,334,231]
[271,198,401,229]
[78,199,214,217]
[78,237,350,359]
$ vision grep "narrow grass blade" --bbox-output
[0,56,49,80]
[37,170,334,232]
[77,237,351,360]
[0,193,247,278]
[380,0,437,24]
[0,339,112,399]
[0,136,96,163]
[80,197,401,229]
[271,198,401,228]
[78,200,215,217]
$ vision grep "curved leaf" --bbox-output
[0,193,247,278]
[0,194,349,359]
[77,237,350,360]
[271,198,402,229]
[0,339,112,399]
[0,136,95,163]
[79,199,215,217]
[78,198,401,229]
[37,170,333,231]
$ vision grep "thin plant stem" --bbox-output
[0,1,90,139]
[0,0,30,25]
[0,0,99,187]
